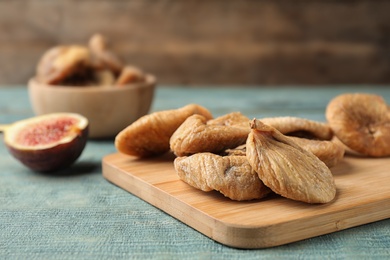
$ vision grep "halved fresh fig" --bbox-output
[3,113,88,172]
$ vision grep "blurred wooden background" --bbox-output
[1,0,390,86]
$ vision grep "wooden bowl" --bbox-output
[28,74,156,138]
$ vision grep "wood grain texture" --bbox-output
[1,1,390,85]
[102,152,390,248]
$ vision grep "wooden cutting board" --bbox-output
[102,153,390,248]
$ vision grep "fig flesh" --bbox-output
[4,113,89,172]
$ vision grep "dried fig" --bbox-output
[224,139,344,168]
[207,112,250,129]
[115,66,146,86]
[88,34,123,75]
[260,116,333,140]
[3,113,88,172]
[288,137,345,168]
[326,93,390,157]
[246,119,336,204]
[257,116,342,166]
[174,153,270,201]
[170,113,250,157]
[115,104,213,157]
[36,45,91,85]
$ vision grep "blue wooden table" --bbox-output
[1,85,390,259]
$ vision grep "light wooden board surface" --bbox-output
[102,152,390,248]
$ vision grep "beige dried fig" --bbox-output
[288,137,345,168]
[174,153,270,201]
[170,113,250,157]
[246,119,336,204]
[207,112,250,129]
[224,139,344,168]
[326,93,390,157]
[115,104,213,157]
[260,116,333,140]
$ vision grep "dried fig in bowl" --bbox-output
[36,45,91,85]
[3,113,88,172]
[326,93,390,157]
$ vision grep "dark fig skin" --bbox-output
[6,125,88,172]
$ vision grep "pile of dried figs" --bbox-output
[115,93,390,204]
[35,34,146,87]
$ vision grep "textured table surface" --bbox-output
[1,86,390,259]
